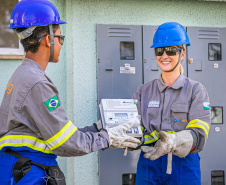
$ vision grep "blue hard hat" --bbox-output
[9,0,66,29]
[151,22,190,48]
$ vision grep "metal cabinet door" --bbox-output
[97,24,143,185]
[187,27,226,185]
[97,24,143,101]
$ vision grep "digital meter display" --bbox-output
[114,113,128,117]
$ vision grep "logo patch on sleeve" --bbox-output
[44,95,61,111]
[203,102,210,110]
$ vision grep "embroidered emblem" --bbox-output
[174,119,188,123]
[148,100,160,108]
[203,102,210,110]
[44,95,61,111]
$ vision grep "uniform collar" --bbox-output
[157,74,185,92]
[21,58,44,72]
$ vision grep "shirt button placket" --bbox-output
[164,89,171,125]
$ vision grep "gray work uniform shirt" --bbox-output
[133,74,211,154]
[0,58,109,156]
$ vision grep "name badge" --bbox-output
[148,100,160,108]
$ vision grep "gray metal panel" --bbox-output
[143,25,161,83]
[143,25,188,83]
[97,24,143,100]
[97,24,143,185]
[187,27,226,185]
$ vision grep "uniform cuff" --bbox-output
[93,120,103,131]
[98,131,110,150]
[188,129,199,153]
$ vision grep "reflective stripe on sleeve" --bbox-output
[0,120,77,153]
[141,126,144,132]
[144,130,159,144]
[144,130,176,145]
[186,119,209,138]
[46,120,77,150]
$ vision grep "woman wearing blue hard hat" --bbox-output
[133,22,211,184]
[0,0,141,184]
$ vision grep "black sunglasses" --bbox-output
[155,47,181,56]
[38,34,65,45]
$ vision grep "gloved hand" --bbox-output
[141,130,193,160]
[108,122,141,149]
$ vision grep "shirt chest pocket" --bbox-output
[171,103,189,131]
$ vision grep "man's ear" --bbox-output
[45,35,51,48]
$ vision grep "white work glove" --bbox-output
[141,130,193,160]
[108,122,141,149]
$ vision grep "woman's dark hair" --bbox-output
[15,24,59,53]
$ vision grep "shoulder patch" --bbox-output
[203,102,210,110]
[44,95,61,111]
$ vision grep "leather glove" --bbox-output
[141,130,193,160]
[108,122,141,149]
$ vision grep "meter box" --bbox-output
[99,99,142,137]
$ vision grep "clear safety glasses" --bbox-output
[38,34,65,45]
[154,47,181,56]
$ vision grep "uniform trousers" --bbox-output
[0,149,58,185]
[136,151,201,185]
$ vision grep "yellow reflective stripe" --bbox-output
[0,120,77,153]
[188,119,210,130]
[0,143,53,154]
[186,124,209,138]
[0,135,45,144]
[0,135,51,153]
[50,126,77,150]
[166,131,176,134]
[143,130,175,139]
[144,130,159,144]
[144,130,158,138]
[45,120,73,144]
[47,121,77,150]
[144,135,159,144]
[186,119,209,138]
[143,130,176,144]
[141,126,144,132]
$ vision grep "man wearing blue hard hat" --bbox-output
[0,0,140,184]
[133,22,211,184]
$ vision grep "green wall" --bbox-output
[1,0,226,185]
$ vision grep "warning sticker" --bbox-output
[120,63,135,74]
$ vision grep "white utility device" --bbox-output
[99,99,142,138]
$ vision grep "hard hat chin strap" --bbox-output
[164,48,184,73]
[49,25,55,62]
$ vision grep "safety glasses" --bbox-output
[54,35,65,45]
[38,34,65,45]
[154,47,181,56]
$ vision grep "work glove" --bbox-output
[108,122,141,149]
[141,130,193,160]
